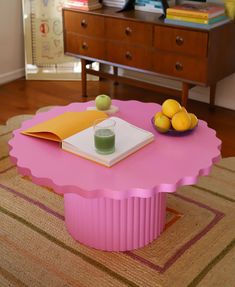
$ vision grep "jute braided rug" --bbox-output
[0,107,234,287]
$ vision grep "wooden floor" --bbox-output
[0,78,234,157]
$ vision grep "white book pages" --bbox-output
[102,0,126,8]
[62,117,154,167]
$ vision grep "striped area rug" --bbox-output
[0,108,234,287]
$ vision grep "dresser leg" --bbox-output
[209,84,216,110]
[113,66,119,85]
[98,63,104,81]
[181,82,189,107]
[81,59,87,97]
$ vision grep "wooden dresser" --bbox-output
[62,7,235,106]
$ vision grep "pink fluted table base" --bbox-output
[64,192,166,251]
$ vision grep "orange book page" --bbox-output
[21,110,108,142]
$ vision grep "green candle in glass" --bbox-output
[93,118,116,154]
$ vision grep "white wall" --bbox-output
[0,0,25,85]
[122,68,235,110]
[189,74,235,109]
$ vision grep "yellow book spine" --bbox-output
[167,9,210,19]
[167,14,210,24]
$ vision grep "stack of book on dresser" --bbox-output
[64,0,102,11]
[164,1,230,29]
[135,0,174,13]
[135,0,165,13]
[102,0,127,9]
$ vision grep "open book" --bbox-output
[22,110,108,141]
[22,111,154,167]
[62,117,154,167]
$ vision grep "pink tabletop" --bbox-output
[9,100,221,200]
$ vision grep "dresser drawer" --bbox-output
[106,42,152,70]
[153,51,207,83]
[63,10,104,38]
[154,26,208,57]
[64,32,105,59]
[105,18,153,46]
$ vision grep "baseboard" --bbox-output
[0,68,25,85]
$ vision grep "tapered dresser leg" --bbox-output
[209,84,216,110]
[81,59,87,97]
[181,82,189,107]
[113,66,119,85]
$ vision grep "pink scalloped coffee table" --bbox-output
[9,100,221,251]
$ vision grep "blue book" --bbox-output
[164,17,231,29]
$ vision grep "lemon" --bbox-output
[154,111,164,120]
[154,113,171,133]
[181,107,187,113]
[188,113,198,129]
[172,111,191,131]
[162,99,182,118]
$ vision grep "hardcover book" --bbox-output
[164,17,230,29]
[64,0,102,10]
[22,110,108,142]
[22,112,154,167]
[166,14,226,24]
[62,117,154,167]
[167,1,225,19]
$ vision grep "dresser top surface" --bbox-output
[63,6,164,24]
[63,6,233,32]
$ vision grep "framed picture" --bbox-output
[22,0,97,80]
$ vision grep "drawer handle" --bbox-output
[176,36,184,46]
[125,51,132,60]
[175,62,183,71]
[81,19,87,28]
[81,42,88,50]
[125,27,132,36]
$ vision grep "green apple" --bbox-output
[95,94,111,110]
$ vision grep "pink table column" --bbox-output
[64,193,166,251]
[9,100,221,251]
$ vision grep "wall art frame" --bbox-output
[22,0,97,80]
